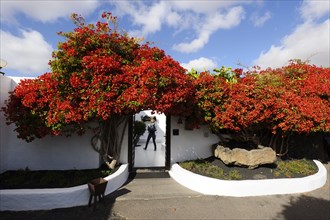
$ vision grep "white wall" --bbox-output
[125,113,220,164]
[1,75,219,172]
[1,75,18,172]
[134,111,219,162]
[0,76,99,172]
[170,116,219,163]
[119,119,129,164]
[2,128,99,171]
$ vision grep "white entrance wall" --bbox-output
[1,75,219,172]
[0,76,14,172]
[0,76,99,172]
[170,116,219,163]
[133,111,219,166]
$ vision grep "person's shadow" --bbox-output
[275,195,330,220]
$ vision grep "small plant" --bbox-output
[200,163,225,179]
[274,159,317,178]
[179,161,195,170]
[179,160,242,180]
[228,170,242,180]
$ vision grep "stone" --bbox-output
[253,174,268,180]
[214,145,276,169]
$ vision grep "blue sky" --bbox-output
[0,0,329,77]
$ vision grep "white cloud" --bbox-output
[112,1,178,37]
[300,0,330,21]
[174,32,210,54]
[173,7,245,53]
[170,0,245,13]
[0,29,53,74]
[112,1,246,53]
[1,0,99,23]
[181,57,218,72]
[253,20,330,68]
[250,11,271,27]
[253,0,330,68]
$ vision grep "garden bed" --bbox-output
[0,166,119,189]
[170,159,326,197]
[178,157,318,180]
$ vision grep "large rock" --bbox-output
[214,145,276,169]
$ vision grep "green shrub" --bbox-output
[134,120,146,146]
[274,159,317,178]
[228,170,242,180]
[179,160,242,180]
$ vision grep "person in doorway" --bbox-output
[144,116,157,151]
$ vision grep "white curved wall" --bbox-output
[169,160,327,197]
[0,164,129,211]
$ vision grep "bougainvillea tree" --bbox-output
[2,12,194,168]
[192,61,330,156]
[261,61,330,155]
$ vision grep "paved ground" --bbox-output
[1,163,329,220]
[110,164,330,220]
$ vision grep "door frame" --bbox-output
[128,114,171,172]
[165,115,171,170]
[128,115,134,172]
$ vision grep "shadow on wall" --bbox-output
[173,144,213,163]
[1,76,21,173]
[276,195,330,220]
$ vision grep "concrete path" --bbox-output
[110,164,330,220]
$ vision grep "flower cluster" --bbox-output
[2,12,194,141]
[2,13,329,145]
[193,61,330,137]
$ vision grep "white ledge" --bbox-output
[0,164,129,211]
[169,160,327,197]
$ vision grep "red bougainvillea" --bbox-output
[2,12,329,161]
[2,12,194,167]
[192,61,330,154]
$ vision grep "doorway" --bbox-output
[128,110,171,171]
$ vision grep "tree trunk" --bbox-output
[268,132,290,157]
[91,115,129,169]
